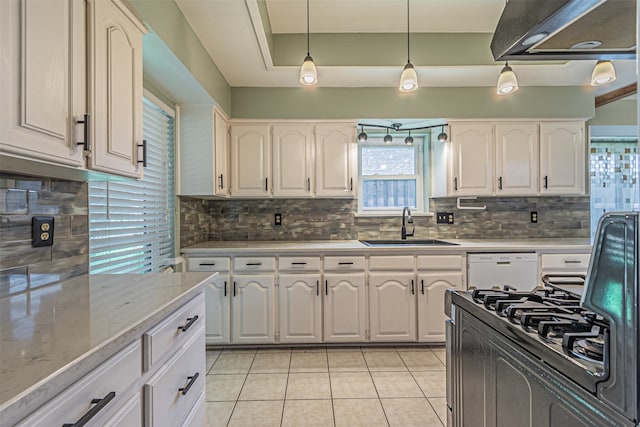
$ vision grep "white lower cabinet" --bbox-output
[204,274,231,345]
[232,275,276,344]
[102,390,142,426]
[323,273,367,342]
[368,273,417,342]
[279,274,322,343]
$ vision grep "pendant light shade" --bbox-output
[299,0,317,86]
[358,125,368,142]
[437,126,448,142]
[399,0,418,92]
[404,131,414,145]
[496,62,518,95]
[591,60,616,86]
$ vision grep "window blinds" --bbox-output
[88,97,175,274]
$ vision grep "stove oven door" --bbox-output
[448,306,634,427]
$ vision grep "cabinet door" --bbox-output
[205,274,231,345]
[272,124,314,197]
[539,122,585,195]
[314,124,356,197]
[369,273,417,342]
[279,274,322,343]
[231,275,275,344]
[417,272,463,342]
[230,124,271,197]
[495,123,539,195]
[88,0,145,178]
[0,0,85,168]
[451,123,494,195]
[324,273,367,342]
[214,109,230,196]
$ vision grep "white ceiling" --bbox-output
[174,0,636,96]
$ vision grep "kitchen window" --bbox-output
[358,137,427,214]
[88,92,175,273]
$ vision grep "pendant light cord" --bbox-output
[306,0,310,56]
[406,0,410,63]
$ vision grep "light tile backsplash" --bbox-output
[0,173,89,297]
[179,196,590,247]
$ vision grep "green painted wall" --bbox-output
[129,0,231,113]
[231,86,595,119]
[589,99,637,126]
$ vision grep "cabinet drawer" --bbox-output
[17,341,141,427]
[102,390,142,427]
[540,253,590,271]
[369,256,414,271]
[144,326,206,427]
[416,255,463,271]
[143,294,205,371]
[234,257,276,272]
[186,257,230,272]
[181,390,206,427]
[324,256,365,271]
[279,256,321,271]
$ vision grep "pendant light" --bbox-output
[591,60,616,86]
[384,129,393,143]
[398,0,418,92]
[496,61,519,95]
[358,125,368,142]
[437,126,448,142]
[404,130,414,145]
[299,0,317,86]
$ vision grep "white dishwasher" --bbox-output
[467,253,538,291]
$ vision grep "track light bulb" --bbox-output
[384,130,393,143]
[358,125,368,142]
[404,131,414,145]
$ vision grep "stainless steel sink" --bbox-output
[359,239,459,246]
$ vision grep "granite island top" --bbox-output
[181,238,592,254]
[0,272,214,425]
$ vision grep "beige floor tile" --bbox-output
[206,374,246,401]
[328,351,368,372]
[381,398,443,427]
[330,372,378,398]
[222,347,258,354]
[394,345,433,352]
[290,351,328,372]
[206,351,220,373]
[206,401,235,427]
[210,353,255,374]
[286,372,331,399]
[432,348,447,366]
[250,351,291,373]
[397,350,445,371]
[429,397,448,426]
[239,373,288,400]
[326,346,362,352]
[333,399,389,427]
[227,400,284,427]
[412,371,446,397]
[291,346,327,353]
[363,351,407,372]
[371,372,423,398]
[257,347,293,354]
[281,399,335,427]
[361,346,397,352]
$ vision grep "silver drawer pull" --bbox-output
[178,315,199,332]
[62,391,115,427]
[178,372,200,396]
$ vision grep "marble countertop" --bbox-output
[181,238,592,254]
[0,272,214,425]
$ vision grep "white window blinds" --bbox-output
[88,97,175,274]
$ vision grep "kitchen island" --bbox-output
[0,272,214,426]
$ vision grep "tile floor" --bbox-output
[205,346,447,427]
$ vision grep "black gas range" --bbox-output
[446,212,639,427]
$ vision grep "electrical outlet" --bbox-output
[531,211,538,223]
[274,213,282,226]
[437,212,454,224]
[32,216,54,247]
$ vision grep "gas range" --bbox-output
[446,212,639,427]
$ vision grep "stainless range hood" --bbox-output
[491,0,636,61]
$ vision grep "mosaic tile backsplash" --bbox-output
[0,173,89,297]
[179,196,590,247]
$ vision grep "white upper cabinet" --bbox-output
[314,124,356,197]
[178,105,230,197]
[230,124,271,197]
[495,123,539,195]
[540,122,585,195]
[0,0,85,168]
[450,123,494,195]
[272,124,314,197]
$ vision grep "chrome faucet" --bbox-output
[401,207,414,240]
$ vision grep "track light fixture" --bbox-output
[399,0,418,92]
[496,61,518,95]
[356,122,447,144]
[437,126,448,142]
[404,131,414,145]
[591,60,616,86]
[299,0,317,86]
[358,125,368,142]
